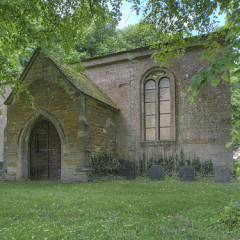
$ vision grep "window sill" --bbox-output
[140,140,176,146]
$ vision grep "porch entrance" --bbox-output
[29,120,61,180]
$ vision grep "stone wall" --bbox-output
[82,45,232,169]
[86,98,117,155]
[0,87,10,162]
[3,53,117,181]
[0,96,7,162]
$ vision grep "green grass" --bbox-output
[0,177,239,240]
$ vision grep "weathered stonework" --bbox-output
[82,45,232,170]
[0,97,6,162]
[86,98,117,154]
[0,87,10,162]
[3,51,118,182]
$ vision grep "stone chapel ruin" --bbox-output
[0,37,233,181]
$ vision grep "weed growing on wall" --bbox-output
[148,156,154,172]
[139,152,147,175]
[201,159,214,177]
[158,152,164,166]
[192,154,201,173]
[89,150,214,180]
[137,150,213,177]
[179,149,185,167]
[164,154,174,176]
[175,152,179,172]
[186,157,191,167]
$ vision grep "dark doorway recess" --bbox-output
[30,120,61,180]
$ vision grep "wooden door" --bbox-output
[30,120,61,180]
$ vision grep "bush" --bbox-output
[138,150,214,178]
[147,156,154,172]
[175,153,179,172]
[179,149,185,167]
[201,159,213,177]
[90,152,120,177]
[186,157,191,167]
[157,152,164,166]
[138,152,147,175]
[192,154,201,173]
[164,154,174,175]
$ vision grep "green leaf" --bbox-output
[187,86,193,92]
[225,142,232,148]
[232,68,240,77]
[222,71,229,81]
[192,86,201,96]
[189,96,195,104]
[211,77,220,86]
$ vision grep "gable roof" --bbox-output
[5,49,119,110]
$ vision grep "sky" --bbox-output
[117,1,142,29]
[117,1,226,30]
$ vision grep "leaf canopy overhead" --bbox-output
[0,0,122,95]
[0,0,239,102]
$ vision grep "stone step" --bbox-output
[1,172,16,181]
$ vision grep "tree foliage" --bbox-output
[75,21,157,58]
[1,0,239,97]
[231,72,240,132]
[126,1,240,103]
[75,21,119,58]
[0,0,122,97]
[117,23,157,50]
[184,1,240,102]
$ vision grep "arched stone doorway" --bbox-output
[29,120,61,180]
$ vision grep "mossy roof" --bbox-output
[5,49,119,110]
[47,54,119,110]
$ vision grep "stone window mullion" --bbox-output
[156,81,159,141]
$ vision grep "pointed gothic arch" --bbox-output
[17,109,65,180]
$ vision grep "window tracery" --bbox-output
[142,69,175,141]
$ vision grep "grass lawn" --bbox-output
[0,177,239,240]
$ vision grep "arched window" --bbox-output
[142,69,175,141]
